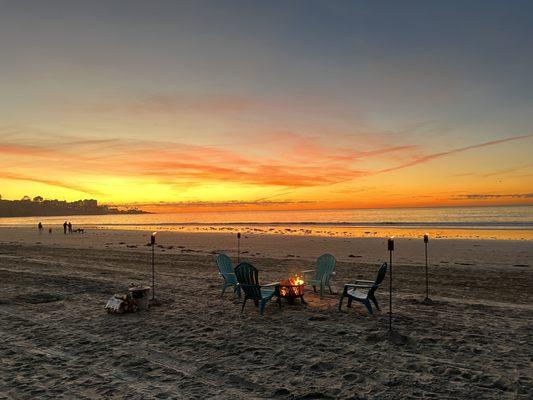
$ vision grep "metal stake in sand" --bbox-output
[237,232,241,264]
[422,233,433,305]
[388,237,394,331]
[424,234,429,300]
[386,237,408,346]
[151,232,157,300]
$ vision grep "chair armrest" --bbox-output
[262,282,280,287]
[354,279,374,284]
[344,283,374,289]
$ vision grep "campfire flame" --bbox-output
[289,274,304,286]
[279,274,305,298]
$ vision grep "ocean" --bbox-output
[0,206,531,240]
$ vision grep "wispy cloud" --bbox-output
[451,163,533,178]
[0,143,61,157]
[1,128,531,204]
[0,172,104,196]
[114,199,315,208]
[0,130,384,188]
[378,134,533,174]
[451,193,533,200]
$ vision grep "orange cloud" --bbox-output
[378,134,533,173]
[452,193,533,200]
[1,129,531,207]
[0,172,104,196]
[0,143,61,157]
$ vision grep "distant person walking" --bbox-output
[63,221,68,234]
[68,222,73,234]
[48,228,52,234]
[38,222,43,233]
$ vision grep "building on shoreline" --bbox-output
[0,197,146,217]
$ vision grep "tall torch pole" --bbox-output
[424,233,430,302]
[388,237,394,332]
[237,232,241,264]
[151,232,157,300]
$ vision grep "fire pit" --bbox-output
[279,275,306,304]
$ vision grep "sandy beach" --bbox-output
[0,227,531,399]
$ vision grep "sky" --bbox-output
[1,0,532,211]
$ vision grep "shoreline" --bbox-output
[0,205,531,241]
[0,223,531,241]
[0,226,530,268]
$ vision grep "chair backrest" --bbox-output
[235,262,262,300]
[374,262,387,286]
[216,253,237,284]
[367,263,387,298]
[216,253,233,275]
[316,253,336,280]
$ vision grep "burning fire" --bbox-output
[279,274,305,297]
[289,274,304,286]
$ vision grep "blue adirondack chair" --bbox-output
[234,262,280,315]
[302,253,336,299]
[216,253,240,298]
[338,262,387,314]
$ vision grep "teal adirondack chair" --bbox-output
[234,262,280,315]
[216,253,241,298]
[302,253,336,298]
[338,262,387,314]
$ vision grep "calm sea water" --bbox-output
[0,206,531,240]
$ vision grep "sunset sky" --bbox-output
[1,1,532,211]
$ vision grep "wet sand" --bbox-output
[0,227,532,399]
